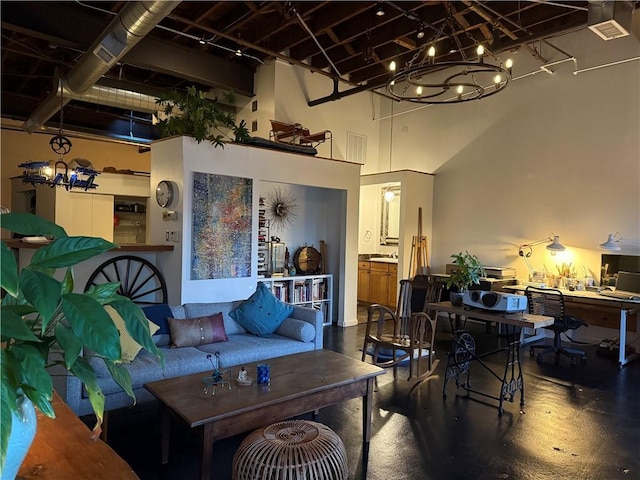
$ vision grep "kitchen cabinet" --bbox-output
[358,260,397,308]
[358,261,371,302]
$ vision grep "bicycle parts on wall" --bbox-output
[84,255,168,306]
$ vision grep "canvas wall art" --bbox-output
[191,172,253,280]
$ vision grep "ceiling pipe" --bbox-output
[64,83,159,113]
[22,0,178,133]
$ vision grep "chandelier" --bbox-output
[18,78,99,190]
[386,7,513,104]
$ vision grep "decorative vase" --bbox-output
[2,394,37,480]
[450,291,464,307]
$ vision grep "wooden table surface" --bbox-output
[145,349,384,430]
[145,349,385,480]
[18,392,138,480]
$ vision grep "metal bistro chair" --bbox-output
[525,286,588,366]
[362,278,443,380]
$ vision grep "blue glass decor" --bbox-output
[257,364,271,384]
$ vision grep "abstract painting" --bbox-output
[191,172,252,279]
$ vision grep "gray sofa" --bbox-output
[63,301,323,416]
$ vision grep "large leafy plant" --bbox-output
[0,213,164,471]
[446,251,487,292]
[156,86,250,147]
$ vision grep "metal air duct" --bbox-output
[23,1,178,133]
[64,84,159,113]
[588,0,633,40]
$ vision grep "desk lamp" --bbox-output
[518,234,566,277]
[599,232,640,251]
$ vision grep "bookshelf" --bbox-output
[259,274,333,326]
[258,197,269,277]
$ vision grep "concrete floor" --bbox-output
[101,318,640,480]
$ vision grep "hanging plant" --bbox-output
[156,86,250,148]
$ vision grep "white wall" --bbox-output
[271,60,382,163]
[355,29,640,285]
[150,136,361,326]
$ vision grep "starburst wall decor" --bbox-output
[265,187,298,232]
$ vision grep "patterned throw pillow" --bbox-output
[168,313,228,348]
[229,283,294,337]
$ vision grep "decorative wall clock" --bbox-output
[156,180,176,208]
[265,187,298,231]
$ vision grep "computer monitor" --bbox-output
[601,254,640,286]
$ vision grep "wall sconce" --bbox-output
[599,232,640,251]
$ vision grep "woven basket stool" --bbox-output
[232,419,348,480]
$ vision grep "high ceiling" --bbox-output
[1,1,597,142]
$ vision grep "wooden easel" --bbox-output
[409,207,430,278]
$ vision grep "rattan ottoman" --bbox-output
[232,419,348,480]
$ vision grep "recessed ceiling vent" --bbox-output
[93,32,126,66]
[588,1,632,40]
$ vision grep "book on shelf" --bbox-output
[272,282,288,302]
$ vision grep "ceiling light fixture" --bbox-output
[387,9,513,104]
[17,79,99,190]
[375,3,385,17]
[417,27,425,39]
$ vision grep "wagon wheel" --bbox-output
[84,255,168,306]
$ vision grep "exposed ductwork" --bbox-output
[588,0,633,40]
[22,0,178,133]
[62,83,159,113]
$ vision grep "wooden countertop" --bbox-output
[3,239,173,252]
[18,392,139,479]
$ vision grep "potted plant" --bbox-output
[446,251,487,306]
[156,86,250,147]
[0,213,164,476]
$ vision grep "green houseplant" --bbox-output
[0,213,164,474]
[446,251,487,306]
[156,85,250,147]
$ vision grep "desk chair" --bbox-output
[525,287,588,366]
[361,278,442,380]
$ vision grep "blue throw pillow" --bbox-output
[142,304,173,335]
[229,283,294,337]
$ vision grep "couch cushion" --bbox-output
[142,304,174,347]
[229,283,294,337]
[168,313,228,347]
[196,334,314,367]
[184,302,246,335]
[275,317,315,343]
[85,346,211,397]
[106,305,160,363]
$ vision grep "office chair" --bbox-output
[525,286,587,366]
[362,278,443,380]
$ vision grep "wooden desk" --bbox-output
[18,392,138,479]
[428,301,553,415]
[504,285,640,368]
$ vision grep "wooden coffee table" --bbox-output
[144,349,385,480]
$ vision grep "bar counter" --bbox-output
[3,238,173,252]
